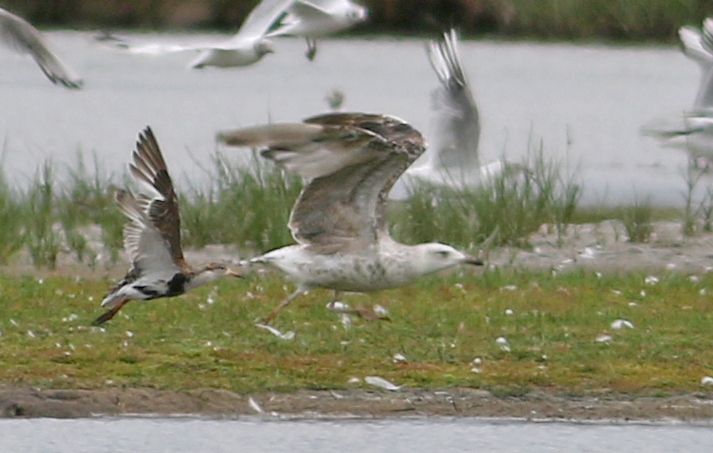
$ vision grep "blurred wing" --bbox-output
[427,28,480,170]
[0,7,82,88]
[703,18,713,57]
[115,190,181,276]
[128,127,188,270]
[236,0,295,39]
[268,1,330,37]
[695,68,713,108]
[679,26,713,68]
[219,113,425,252]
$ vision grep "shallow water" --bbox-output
[0,32,700,204]
[1,417,712,453]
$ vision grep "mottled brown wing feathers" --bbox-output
[128,127,187,270]
[219,113,425,252]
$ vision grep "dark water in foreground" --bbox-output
[1,417,712,452]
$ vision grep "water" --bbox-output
[0,32,700,204]
[1,417,711,452]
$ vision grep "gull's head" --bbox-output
[346,4,368,24]
[255,40,275,57]
[416,243,483,274]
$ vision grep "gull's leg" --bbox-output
[305,37,318,61]
[263,287,306,325]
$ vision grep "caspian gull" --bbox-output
[0,7,82,88]
[268,0,368,60]
[93,127,241,325]
[218,112,483,324]
[100,0,293,69]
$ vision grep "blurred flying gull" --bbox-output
[405,29,521,190]
[268,0,368,60]
[98,0,293,68]
[0,7,82,88]
[643,18,713,160]
[93,127,241,325]
[218,112,483,324]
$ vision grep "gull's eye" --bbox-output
[437,250,449,258]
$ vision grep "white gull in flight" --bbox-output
[643,18,713,160]
[0,7,82,88]
[93,127,241,325]
[404,29,519,191]
[101,0,293,69]
[268,0,368,60]
[218,112,483,324]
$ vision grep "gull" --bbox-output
[679,19,713,106]
[643,19,713,159]
[93,127,241,325]
[218,112,483,324]
[404,29,520,191]
[0,7,82,88]
[268,0,367,60]
[101,0,293,69]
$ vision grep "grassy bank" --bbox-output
[0,151,585,268]
[1,270,711,394]
[4,0,713,41]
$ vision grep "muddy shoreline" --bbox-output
[2,386,713,422]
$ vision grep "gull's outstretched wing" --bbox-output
[427,28,480,170]
[679,26,713,69]
[268,0,367,38]
[219,113,425,253]
[0,7,82,88]
[127,127,189,272]
[233,0,295,40]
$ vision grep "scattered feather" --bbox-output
[392,353,407,363]
[496,336,511,352]
[579,247,597,259]
[255,323,295,341]
[701,376,713,386]
[595,334,613,344]
[644,275,659,285]
[248,397,264,414]
[365,376,401,391]
[347,377,361,384]
[611,319,634,330]
[326,301,350,312]
[504,308,514,316]
[373,304,389,318]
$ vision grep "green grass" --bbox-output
[495,0,712,40]
[0,149,709,267]
[0,270,711,394]
[392,149,581,249]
